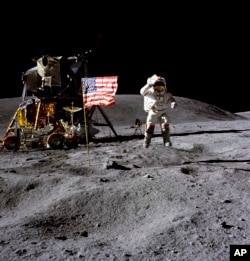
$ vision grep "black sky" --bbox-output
[2,3,249,112]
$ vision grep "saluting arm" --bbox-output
[140,84,152,96]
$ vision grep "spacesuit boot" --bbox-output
[143,125,155,148]
[161,125,172,147]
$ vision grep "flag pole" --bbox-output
[83,101,91,166]
[82,56,91,167]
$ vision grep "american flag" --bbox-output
[81,76,118,108]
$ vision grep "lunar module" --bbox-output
[2,52,101,150]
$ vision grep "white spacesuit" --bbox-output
[140,74,177,148]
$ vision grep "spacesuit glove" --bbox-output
[171,102,177,109]
[147,74,158,86]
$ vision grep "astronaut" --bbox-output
[140,74,177,148]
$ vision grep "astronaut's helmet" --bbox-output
[153,77,166,92]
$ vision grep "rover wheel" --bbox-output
[3,136,19,150]
[47,133,64,149]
